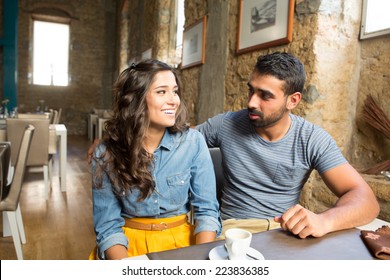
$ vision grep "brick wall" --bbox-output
[15,0,118,135]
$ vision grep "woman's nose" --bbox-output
[167,91,178,103]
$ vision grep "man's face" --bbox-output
[246,72,288,128]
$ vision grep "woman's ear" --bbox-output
[286,92,302,110]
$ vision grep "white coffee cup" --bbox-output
[225,228,252,260]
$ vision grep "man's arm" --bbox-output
[275,163,380,238]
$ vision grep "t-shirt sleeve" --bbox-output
[308,127,348,174]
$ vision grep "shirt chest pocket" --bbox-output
[272,163,309,189]
[166,171,191,206]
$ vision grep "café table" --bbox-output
[127,219,389,260]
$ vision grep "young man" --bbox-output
[196,52,379,238]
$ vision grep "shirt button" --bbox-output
[154,200,158,203]
[181,180,184,183]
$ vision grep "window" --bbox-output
[360,0,390,39]
[33,20,70,86]
[176,0,185,50]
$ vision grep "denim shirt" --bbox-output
[92,128,222,256]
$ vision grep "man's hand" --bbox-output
[87,138,101,164]
[274,204,330,239]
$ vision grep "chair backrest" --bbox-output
[6,118,50,167]
[0,125,34,211]
[0,142,11,199]
[56,108,62,124]
[50,110,58,124]
[17,113,50,119]
[93,108,106,117]
[209,147,224,204]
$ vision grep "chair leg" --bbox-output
[48,158,53,189]
[16,203,26,244]
[44,165,49,199]
[6,211,24,260]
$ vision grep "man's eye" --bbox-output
[261,93,271,100]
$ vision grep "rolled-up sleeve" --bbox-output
[189,132,222,237]
[92,146,128,259]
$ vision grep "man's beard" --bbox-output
[248,105,287,128]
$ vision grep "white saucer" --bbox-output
[208,245,265,260]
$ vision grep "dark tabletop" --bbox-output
[147,228,374,260]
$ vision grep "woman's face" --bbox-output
[146,70,180,130]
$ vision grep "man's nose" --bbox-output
[248,94,260,108]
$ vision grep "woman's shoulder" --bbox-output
[187,127,205,139]
[171,127,205,142]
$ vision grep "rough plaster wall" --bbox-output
[353,37,390,168]
[196,0,228,124]
[124,1,178,65]
[180,0,208,124]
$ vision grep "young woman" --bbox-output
[89,60,221,260]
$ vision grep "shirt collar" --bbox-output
[158,129,175,151]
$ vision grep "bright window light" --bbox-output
[33,20,69,86]
[360,0,390,39]
[176,0,185,49]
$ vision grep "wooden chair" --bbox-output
[55,108,62,124]
[50,110,58,125]
[0,125,34,260]
[6,118,54,199]
[17,113,50,119]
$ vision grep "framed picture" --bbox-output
[237,0,295,55]
[181,16,207,69]
[142,48,152,59]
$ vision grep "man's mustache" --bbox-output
[248,109,264,117]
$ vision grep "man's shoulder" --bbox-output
[291,114,322,131]
[290,114,332,139]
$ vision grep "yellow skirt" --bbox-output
[89,214,194,259]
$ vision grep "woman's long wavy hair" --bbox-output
[93,59,188,201]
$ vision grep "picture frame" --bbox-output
[181,16,207,69]
[236,0,295,55]
[142,48,152,59]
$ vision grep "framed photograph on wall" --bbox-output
[142,48,152,59]
[181,16,207,69]
[236,0,295,55]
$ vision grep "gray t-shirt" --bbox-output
[196,110,347,220]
